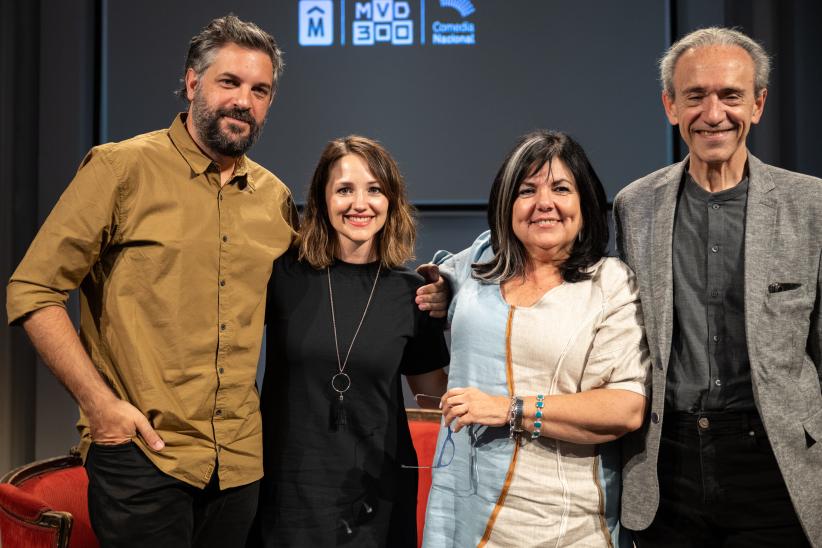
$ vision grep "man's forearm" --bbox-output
[22,305,116,413]
[22,305,163,448]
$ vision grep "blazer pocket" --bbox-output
[767,282,802,293]
[763,284,813,322]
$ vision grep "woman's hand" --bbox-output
[441,387,509,433]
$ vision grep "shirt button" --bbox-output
[712,335,719,342]
[711,203,720,210]
[651,412,660,424]
[219,367,225,374]
[698,417,710,429]
[220,323,226,331]
[222,235,229,243]
[215,409,222,416]
[711,245,719,253]
[220,279,226,287]
[219,194,224,201]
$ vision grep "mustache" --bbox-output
[217,107,256,126]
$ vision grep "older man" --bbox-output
[6,15,292,547]
[615,27,821,546]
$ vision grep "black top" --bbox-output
[668,172,755,412]
[257,249,449,547]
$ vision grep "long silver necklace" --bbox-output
[328,262,381,428]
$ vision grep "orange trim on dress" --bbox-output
[478,306,519,547]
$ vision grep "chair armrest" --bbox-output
[0,484,74,548]
[0,484,49,521]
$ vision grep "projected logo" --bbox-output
[298,0,476,47]
[352,0,414,45]
[440,0,474,17]
[432,0,475,44]
[299,0,334,45]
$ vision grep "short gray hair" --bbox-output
[176,14,284,100]
[660,27,770,97]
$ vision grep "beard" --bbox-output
[191,89,265,158]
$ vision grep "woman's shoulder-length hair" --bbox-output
[473,130,609,284]
[298,135,416,269]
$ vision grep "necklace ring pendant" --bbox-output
[331,372,352,395]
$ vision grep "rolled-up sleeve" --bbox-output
[7,148,120,324]
[580,261,651,396]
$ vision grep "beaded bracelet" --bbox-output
[509,396,524,439]
[532,394,545,440]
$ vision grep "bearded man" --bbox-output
[7,15,295,547]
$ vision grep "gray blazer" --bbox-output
[614,153,822,544]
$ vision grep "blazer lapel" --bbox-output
[743,153,777,362]
[650,158,686,368]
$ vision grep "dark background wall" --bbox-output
[102,0,670,203]
[2,0,820,475]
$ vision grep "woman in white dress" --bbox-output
[422,130,650,547]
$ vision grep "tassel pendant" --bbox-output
[333,393,348,430]
[330,372,351,430]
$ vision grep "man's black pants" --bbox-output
[633,411,809,547]
[86,441,259,548]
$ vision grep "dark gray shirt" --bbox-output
[667,173,755,412]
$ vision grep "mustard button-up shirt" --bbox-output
[7,114,296,489]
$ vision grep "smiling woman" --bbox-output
[422,131,650,547]
[324,154,389,264]
[510,158,582,268]
[255,136,450,547]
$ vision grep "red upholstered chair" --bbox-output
[407,407,444,548]
[0,450,99,548]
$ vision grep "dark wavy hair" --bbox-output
[299,135,416,269]
[175,14,284,100]
[473,130,609,283]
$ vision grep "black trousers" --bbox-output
[633,411,810,548]
[86,441,259,548]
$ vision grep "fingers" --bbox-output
[135,413,165,451]
[441,388,468,428]
[416,263,440,284]
[88,398,164,450]
[440,388,508,430]
[415,271,450,317]
[415,287,443,307]
[441,387,465,412]
[450,405,471,433]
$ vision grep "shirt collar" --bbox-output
[682,169,749,203]
[167,113,256,191]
